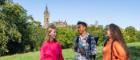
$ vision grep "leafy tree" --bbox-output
[0,0,13,5]
[57,27,76,48]
[0,20,9,56]
[0,0,24,55]
[123,26,137,43]
[136,31,140,41]
[0,0,45,55]
[88,25,104,46]
[27,20,46,51]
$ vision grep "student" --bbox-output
[74,21,96,60]
[40,24,64,60]
[103,24,129,60]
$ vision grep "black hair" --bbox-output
[77,21,87,27]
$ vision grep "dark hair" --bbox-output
[77,21,87,27]
[107,23,129,57]
[107,24,124,42]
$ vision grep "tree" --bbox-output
[88,25,104,46]
[27,20,46,51]
[0,0,13,5]
[0,0,24,55]
[57,27,76,48]
[123,26,137,43]
[0,20,9,56]
[0,0,48,56]
[136,31,140,41]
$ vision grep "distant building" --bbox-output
[95,20,98,27]
[53,19,67,27]
[43,5,67,28]
[43,5,49,28]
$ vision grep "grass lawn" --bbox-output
[0,42,140,60]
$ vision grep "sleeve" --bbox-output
[113,41,128,60]
[58,43,64,60]
[40,45,46,60]
[90,36,96,55]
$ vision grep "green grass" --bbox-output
[127,42,140,60]
[0,42,140,60]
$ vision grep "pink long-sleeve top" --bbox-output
[40,40,64,60]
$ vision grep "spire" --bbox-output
[95,20,98,27]
[64,19,67,25]
[44,5,49,28]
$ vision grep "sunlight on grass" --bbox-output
[0,42,140,60]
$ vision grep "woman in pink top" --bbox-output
[40,24,64,60]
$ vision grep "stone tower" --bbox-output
[95,20,98,27]
[44,5,49,28]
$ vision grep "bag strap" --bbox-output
[87,35,92,50]
[76,36,79,44]
[74,36,79,52]
[111,40,115,60]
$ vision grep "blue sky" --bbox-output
[13,0,140,30]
